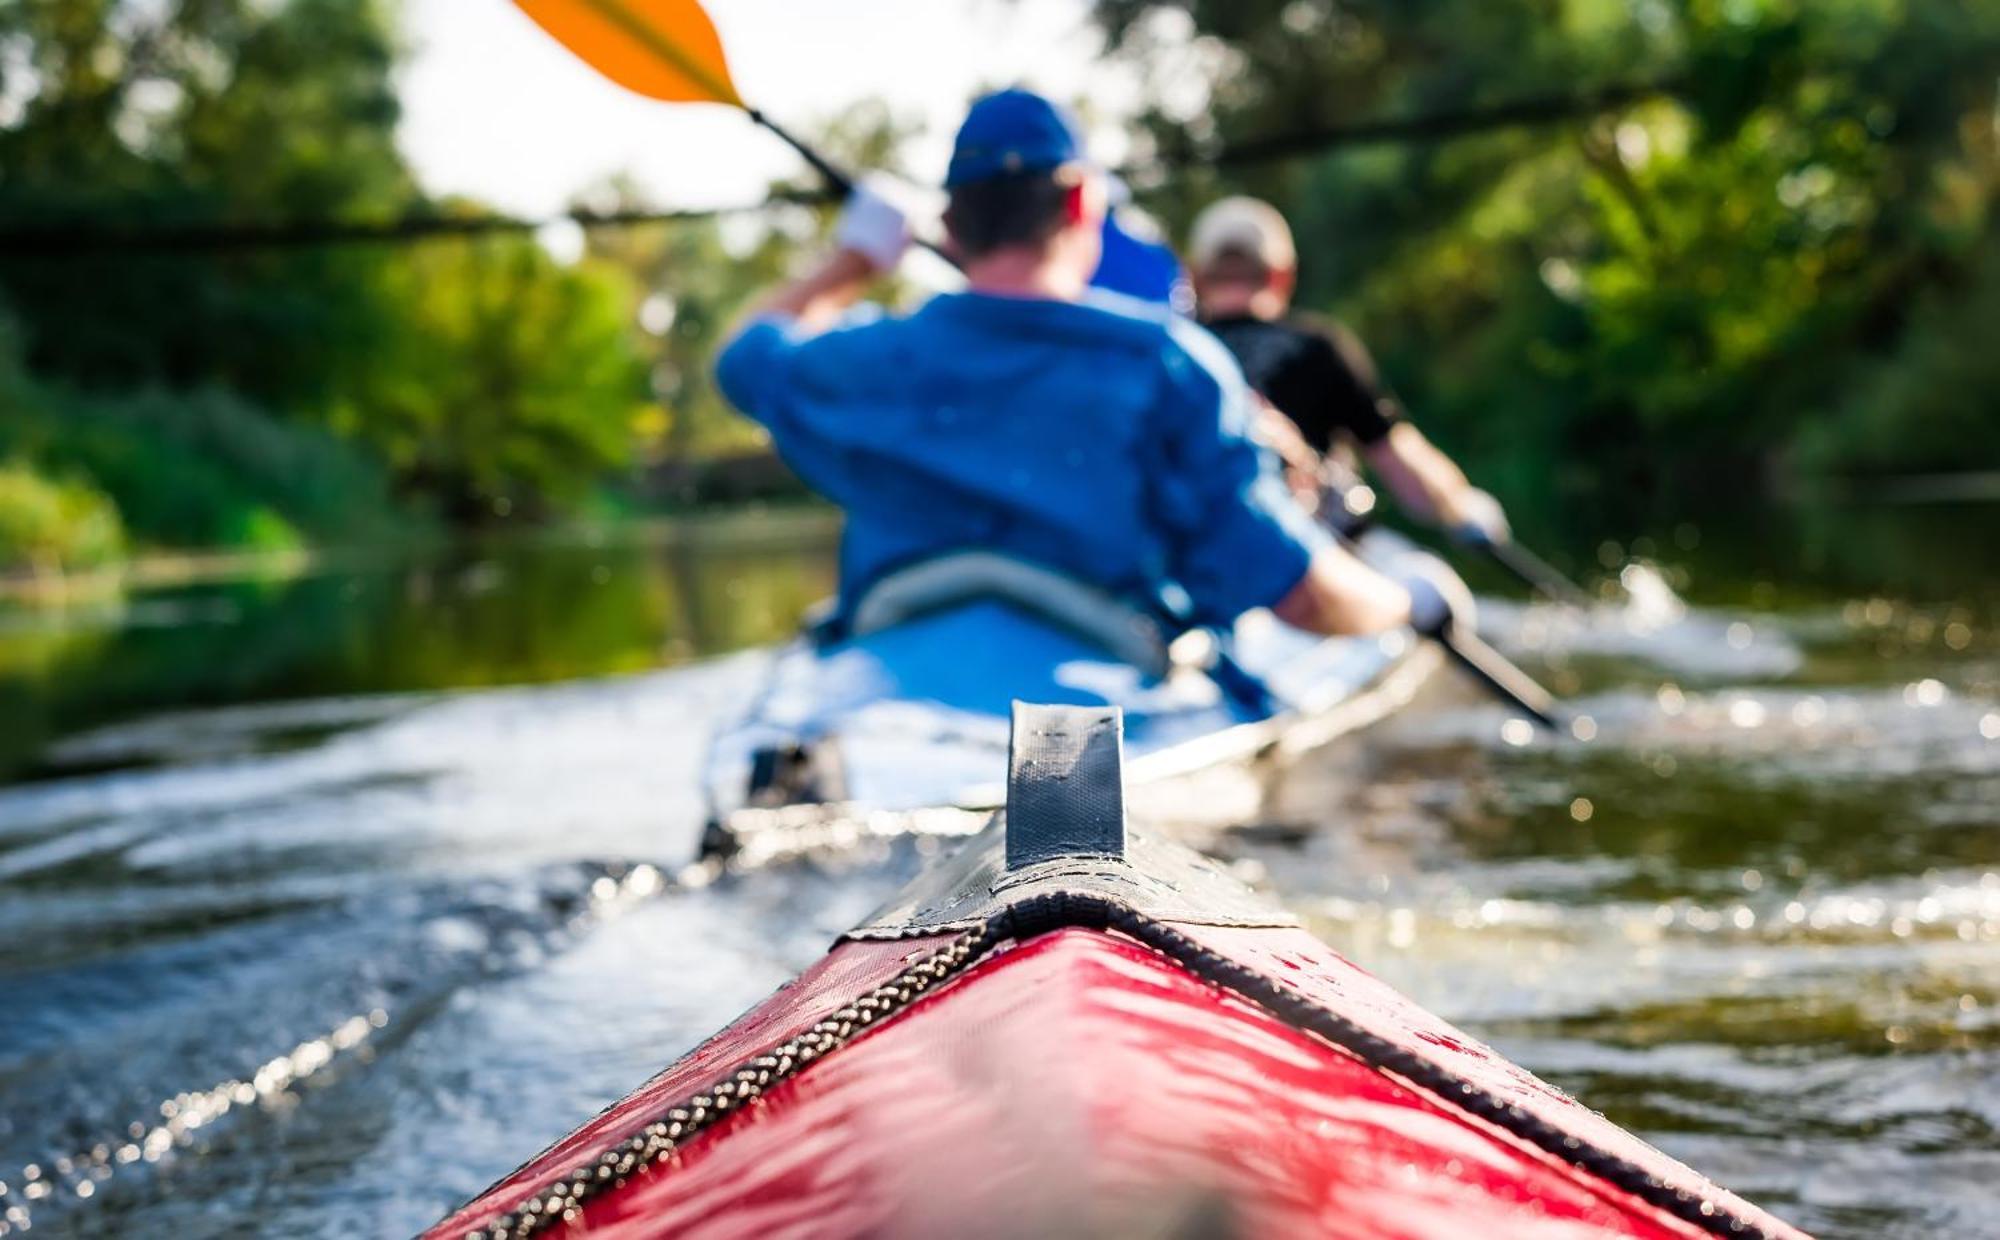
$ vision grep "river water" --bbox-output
[0,501,1994,1237]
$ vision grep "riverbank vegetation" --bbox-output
[1095,0,2000,503]
[2,0,1995,582]
[0,0,662,577]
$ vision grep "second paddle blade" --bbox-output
[515,0,743,106]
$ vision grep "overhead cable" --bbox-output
[0,81,1674,256]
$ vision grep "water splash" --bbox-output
[1479,566,1805,683]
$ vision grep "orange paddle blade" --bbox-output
[515,0,743,107]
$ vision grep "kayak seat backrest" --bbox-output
[847,551,1172,678]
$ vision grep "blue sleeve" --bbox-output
[713,316,796,433]
[1150,322,1331,621]
[715,306,891,440]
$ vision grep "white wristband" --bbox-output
[834,178,913,272]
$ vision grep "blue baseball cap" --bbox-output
[945,88,1088,188]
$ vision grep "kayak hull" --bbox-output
[435,699,1805,1240]
[457,928,1735,1240]
[433,821,1804,1240]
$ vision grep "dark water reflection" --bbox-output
[0,499,1994,1237]
[0,509,840,785]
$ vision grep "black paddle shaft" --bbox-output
[1485,538,1594,610]
[748,109,855,196]
[1432,625,1565,732]
[748,109,961,270]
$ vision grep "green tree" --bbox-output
[582,181,791,464]
[0,0,417,410]
[331,229,657,522]
[0,459,125,576]
[0,1,669,542]
[1094,0,2000,503]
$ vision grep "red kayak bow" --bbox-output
[431,705,1805,1240]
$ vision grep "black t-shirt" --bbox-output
[1201,314,1400,451]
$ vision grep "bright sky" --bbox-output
[396,0,1141,219]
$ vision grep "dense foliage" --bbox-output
[0,0,658,571]
[330,224,656,522]
[0,321,400,554]
[1095,0,2000,505]
[0,458,125,576]
[0,0,415,406]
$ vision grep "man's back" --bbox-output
[1188,194,1508,552]
[707,90,1417,642]
[718,290,1321,626]
[1201,313,1398,454]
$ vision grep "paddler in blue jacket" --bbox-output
[715,89,1445,640]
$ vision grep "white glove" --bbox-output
[834,176,913,272]
[1450,487,1510,549]
[1401,574,1453,637]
